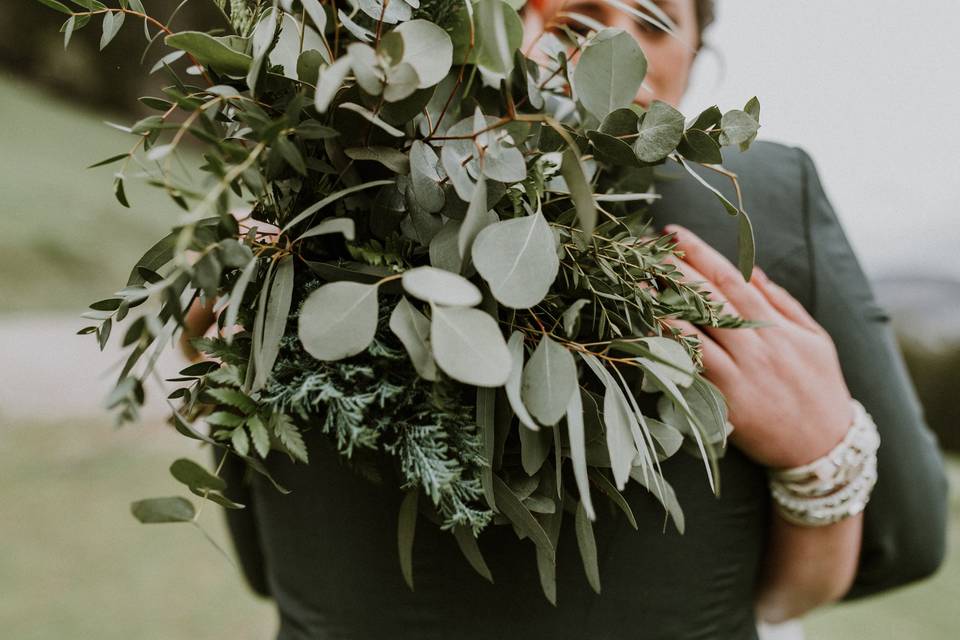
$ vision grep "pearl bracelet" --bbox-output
[767,398,880,526]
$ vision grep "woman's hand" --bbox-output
[659,223,855,470]
[658,224,865,621]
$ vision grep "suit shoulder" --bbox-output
[721,140,809,183]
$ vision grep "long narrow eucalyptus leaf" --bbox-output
[637,357,720,496]
[737,208,756,281]
[566,388,595,520]
[398,489,419,590]
[477,387,497,511]
[630,465,685,534]
[281,180,395,233]
[534,463,564,605]
[588,468,638,529]
[560,148,596,249]
[575,499,601,593]
[492,474,554,557]
[253,255,294,391]
[224,257,258,345]
[453,525,493,583]
[126,218,219,286]
[675,155,738,215]
[244,258,276,392]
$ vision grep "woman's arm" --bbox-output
[179,296,217,362]
[797,148,950,599]
[753,506,863,623]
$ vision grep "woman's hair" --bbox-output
[694,0,715,49]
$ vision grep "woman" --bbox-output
[182,2,949,638]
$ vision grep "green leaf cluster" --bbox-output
[42,0,762,603]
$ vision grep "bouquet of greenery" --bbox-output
[39,0,762,602]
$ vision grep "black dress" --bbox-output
[218,141,950,640]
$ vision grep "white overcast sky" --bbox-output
[679,1,960,281]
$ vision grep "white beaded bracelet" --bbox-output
[767,398,880,526]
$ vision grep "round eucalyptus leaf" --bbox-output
[170,458,227,492]
[599,108,640,137]
[130,496,196,524]
[384,62,420,102]
[440,112,493,201]
[401,266,483,307]
[298,281,379,361]
[473,213,559,309]
[677,129,723,164]
[269,13,326,80]
[450,0,523,78]
[431,306,511,387]
[587,130,640,167]
[719,109,760,146]
[521,335,577,426]
[314,56,352,113]
[395,19,453,88]
[347,42,384,95]
[634,100,685,163]
[358,0,411,24]
[389,296,438,380]
[573,29,647,120]
[480,132,527,183]
[473,108,526,183]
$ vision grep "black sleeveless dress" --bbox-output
[218,141,949,640]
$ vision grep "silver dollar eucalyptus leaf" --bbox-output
[401,266,482,307]
[298,281,379,361]
[431,306,511,387]
[573,28,647,120]
[473,212,559,309]
[358,0,412,24]
[394,19,453,88]
[634,100,685,163]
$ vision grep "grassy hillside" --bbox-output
[0,73,174,313]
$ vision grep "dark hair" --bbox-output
[695,0,715,49]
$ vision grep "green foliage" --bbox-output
[37,0,763,602]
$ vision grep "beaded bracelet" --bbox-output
[767,398,880,526]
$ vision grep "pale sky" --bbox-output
[680,1,960,281]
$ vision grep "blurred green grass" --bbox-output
[0,73,956,639]
[0,72,173,314]
[0,419,276,640]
